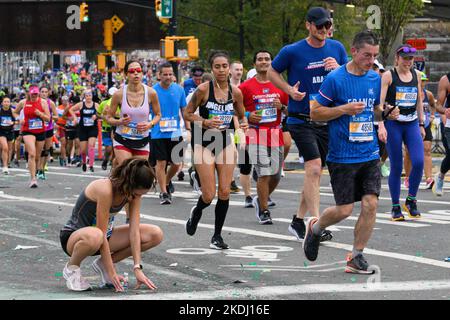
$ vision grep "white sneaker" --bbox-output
[2,167,9,175]
[63,263,91,291]
[92,257,113,287]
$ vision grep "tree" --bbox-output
[358,0,424,63]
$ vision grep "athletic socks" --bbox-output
[88,147,95,167]
[214,198,229,237]
[312,220,324,236]
[352,248,364,259]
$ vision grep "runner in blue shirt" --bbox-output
[302,30,399,274]
[151,63,187,205]
[182,66,204,97]
[268,7,347,242]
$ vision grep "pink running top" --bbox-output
[115,84,151,140]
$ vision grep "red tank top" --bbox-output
[21,98,46,133]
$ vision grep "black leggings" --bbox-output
[440,125,450,175]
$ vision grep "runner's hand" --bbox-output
[248,111,262,124]
[420,126,426,140]
[344,102,365,116]
[137,121,149,132]
[273,97,282,110]
[288,82,306,101]
[378,125,387,143]
[121,115,132,126]
[384,104,399,120]
[111,273,125,292]
[134,269,157,290]
[204,117,223,129]
[323,57,340,71]
[238,119,249,131]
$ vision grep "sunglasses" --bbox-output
[397,46,417,54]
[128,67,142,74]
[314,21,332,30]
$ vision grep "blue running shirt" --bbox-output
[271,39,348,124]
[151,83,187,139]
[315,64,381,164]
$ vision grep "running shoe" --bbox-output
[210,235,229,250]
[63,263,91,291]
[391,205,405,221]
[433,173,444,196]
[190,170,201,194]
[186,206,201,236]
[92,257,113,287]
[230,180,240,193]
[82,163,87,172]
[320,229,333,242]
[345,254,375,275]
[403,177,409,189]
[44,163,48,171]
[29,179,38,188]
[244,196,254,208]
[59,157,64,167]
[101,159,108,170]
[14,160,19,168]
[403,198,421,219]
[89,166,94,173]
[63,159,67,167]
[177,171,185,181]
[258,209,273,225]
[288,215,305,240]
[2,167,9,175]
[425,178,434,190]
[303,217,321,261]
[380,163,390,177]
[159,192,172,205]
[37,170,45,180]
[268,197,276,207]
[167,181,175,194]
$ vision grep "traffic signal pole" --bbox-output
[169,0,178,79]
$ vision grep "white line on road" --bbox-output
[2,193,449,270]
[71,279,450,300]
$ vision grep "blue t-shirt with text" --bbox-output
[151,83,187,139]
[271,39,348,124]
[315,64,381,164]
[183,78,197,97]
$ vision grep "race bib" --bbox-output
[1,116,13,127]
[256,97,277,124]
[160,117,178,132]
[83,117,95,126]
[209,110,233,130]
[121,122,147,139]
[395,87,418,109]
[349,114,373,142]
[28,118,43,130]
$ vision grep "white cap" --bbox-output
[108,87,118,96]
[246,68,257,80]
[374,59,385,71]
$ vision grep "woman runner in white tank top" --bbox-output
[106,60,161,163]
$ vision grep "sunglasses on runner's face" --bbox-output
[314,21,332,30]
[397,47,417,54]
[128,68,142,74]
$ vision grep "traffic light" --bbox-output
[97,55,106,71]
[103,19,113,51]
[187,38,199,59]
[116,52,126,70]
[80,2,89,22]
[160,39,174,60]
[155,0,170,24]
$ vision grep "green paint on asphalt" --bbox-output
[54,272,63,277]
[351,276,356,282]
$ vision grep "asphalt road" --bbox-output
[1,159,450,301]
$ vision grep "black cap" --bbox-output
[306,7,331,25]
[191,66,204,76]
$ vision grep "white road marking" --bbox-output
[273,217,426,228]
[71,279,450,300]
[1,193,450,270]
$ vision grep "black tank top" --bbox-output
[198,81,235,131]
[0,108,14,131]
[386,68,419,122]
[79,102,97,128]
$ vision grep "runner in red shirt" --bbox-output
[239,50,288,224]
[13,85,51,188]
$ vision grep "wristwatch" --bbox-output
[133,264,143,271]
[280,106,286,111]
